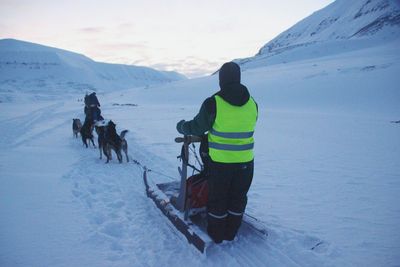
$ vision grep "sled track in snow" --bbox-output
[0,103,64,148]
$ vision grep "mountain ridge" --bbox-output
[235,0,400,70]
[0,38,186,95]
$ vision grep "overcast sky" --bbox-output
[0,0,334,78]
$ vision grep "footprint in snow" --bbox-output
[107,200,125,209]
[100,222,125,238]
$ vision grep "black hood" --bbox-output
[218,62,249,106]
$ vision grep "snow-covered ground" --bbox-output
[0,37,399,266]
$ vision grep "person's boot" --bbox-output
[207,213,227,243]
[224,213,243,241]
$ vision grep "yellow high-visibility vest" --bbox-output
[208,95,257,163]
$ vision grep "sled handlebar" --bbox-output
[175,135,202,144]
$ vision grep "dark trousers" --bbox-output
[207,160,254,243]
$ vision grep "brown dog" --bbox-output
[72,118,82,138]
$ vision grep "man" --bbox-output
[84,92,102,123]
[176,62,257,243]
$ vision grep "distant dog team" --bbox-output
[73,118,129,163]
[73,93,129,163]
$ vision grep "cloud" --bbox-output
[117,22,136,30]
[98,42,149,50]
[147,57,224,78]
[74,38,228,78]
[0,0,24,8]
[78,27,105,34]
[79,41,152,62]
[0,23,7,32]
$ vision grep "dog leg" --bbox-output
[121,141,129,162]
[105,150,110,163]
[105,147,111,163]
[102,146,107,161]
[117,152,122,163]
[82,137,88,148]
[90,138,96,148]
[123,147,129,162]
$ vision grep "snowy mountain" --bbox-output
[236,0,400,69]
[0,39,186,97]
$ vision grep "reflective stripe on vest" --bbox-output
[209,128,254,139]
[208,142,254,151]
[208,95,257,163]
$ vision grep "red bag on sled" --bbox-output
[186,174,208,208]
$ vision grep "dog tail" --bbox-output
[120,130,129,139]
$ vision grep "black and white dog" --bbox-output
[99,120,129,163]
[72,118,82,138]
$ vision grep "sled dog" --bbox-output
[72,118,82,138]
[80,119,96,148]
[103,120,129,163]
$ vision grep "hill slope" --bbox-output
[0,39,186,97]
[236,0,400,69]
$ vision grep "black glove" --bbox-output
[176,120,186,134]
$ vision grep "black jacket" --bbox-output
[85,93,100,107]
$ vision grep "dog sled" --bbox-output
[142,135,268,253]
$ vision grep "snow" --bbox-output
[1,0,400,266]
[0,39,186,100]
[236,0,400,70]
[1,39,399,266]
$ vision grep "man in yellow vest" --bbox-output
[176,62,257,243]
